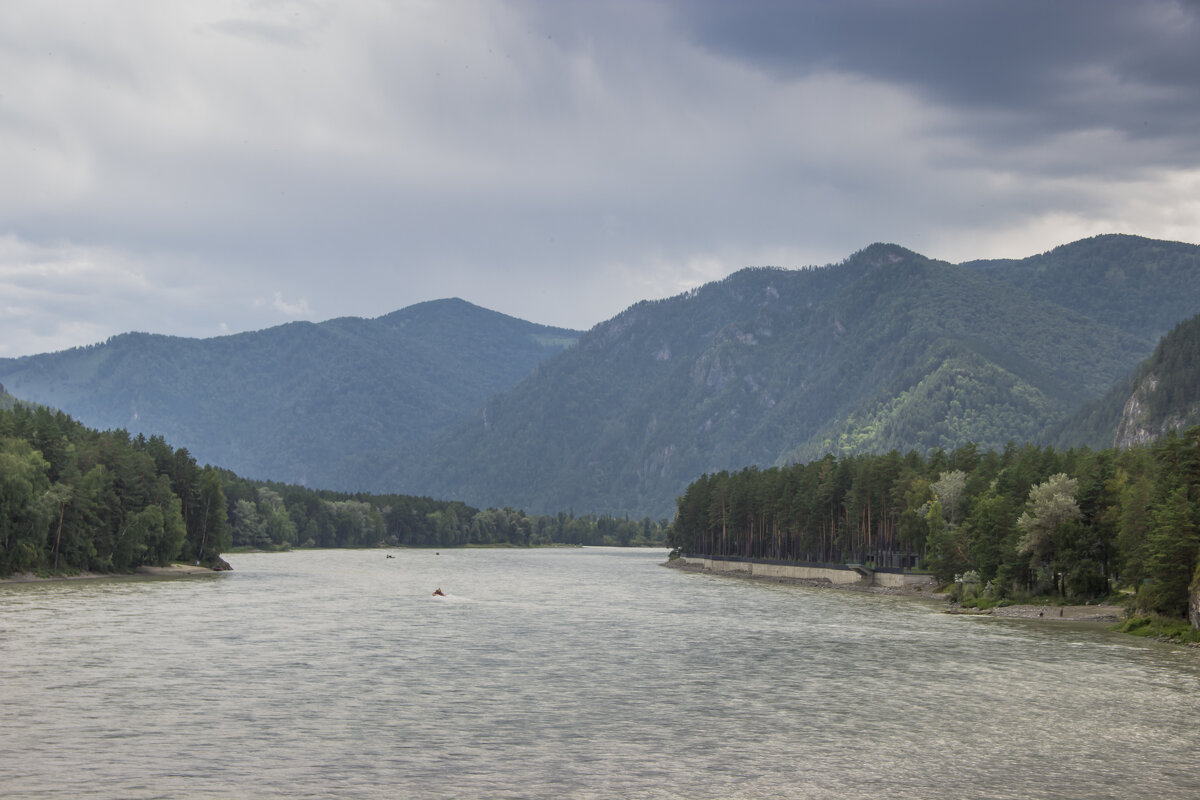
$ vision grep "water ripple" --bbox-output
[3,548,1199,799]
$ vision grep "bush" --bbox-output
[1115,615,1200,644]
[1065,560,1109,601]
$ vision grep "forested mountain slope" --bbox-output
[7,236,1196,520]
[0,401,664,577]
[400,244,1158,518]
[963,234,1200,341]
[0,300,579,492]
[1047,312,1200,450]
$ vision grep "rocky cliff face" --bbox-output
[1113,373,1198,449]
[1114,374,1161,449]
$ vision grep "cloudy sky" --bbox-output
[3,0,1198,357]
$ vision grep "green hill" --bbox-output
[0,299,579,492]
[7,235,1198,520]
[1048,312,1200,449]
[398,243,1158,518]
[962,234,1200,341]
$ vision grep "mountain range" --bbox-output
[398,237,1199,517]
[0,299,578,492]
[4,234,1199,519]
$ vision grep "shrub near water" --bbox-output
[956,573,1014,609]
[1115,615,1200,644]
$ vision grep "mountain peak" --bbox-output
[376,298,579,337]
[0,298,582,493]
[849,242,924,265]
[5,235,1197,518]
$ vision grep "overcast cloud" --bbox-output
[2,0,1199,357]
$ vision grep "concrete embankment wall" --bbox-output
[678,556,936,589]
[873,570,937,589]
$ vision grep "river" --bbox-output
[2,547,1198,799]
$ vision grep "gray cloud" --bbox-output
[1,0,1198,357]
[677,1,1200,145]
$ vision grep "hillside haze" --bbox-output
[0,299,579,491]
[399,240,1183,518]
[5,235,1198,519]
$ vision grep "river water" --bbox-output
[2,547,1198,799]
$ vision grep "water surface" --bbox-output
[2,547,1198,799]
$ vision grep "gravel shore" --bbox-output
[666,558,1126,622]
[949,603,1125,622]
[664,557,945,597]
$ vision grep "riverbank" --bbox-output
[663,555,943,597]
[1,562,225,584]
[665,557,1129,624]
[947,603,1124,622]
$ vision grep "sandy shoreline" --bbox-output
[664,558,1126,623]
[1,563,224,584]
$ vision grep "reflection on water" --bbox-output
[2,547,1199,799]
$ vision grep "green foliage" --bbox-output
[926,498,968,583]
[1115,615,1200,644]
[673,427,1200,618]
[1137,485,1198,616]
[0,437,54,572]
[406,240,1169,518]
[229,487,298,550]
[5,237,1198,526]
[7,237,1198,521]
[1017,473,1082,572]
[1139,315,1200,426]
[962,486,1017,585]
[1064,560,1110,600]
[0,405,223,574]
[0,300,579,495]
[222,475,667,552]
[965,234,1200,341]
[0,403,667,577]
[1050,311,1200,449]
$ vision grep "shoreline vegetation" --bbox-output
[0,401,668,583]
[5,397,1195,644]
[668,430,1200,640]
[664,557,1131,630]
[0,561,225,584]
[0,542,632,585]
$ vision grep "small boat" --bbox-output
[432,588,445,597]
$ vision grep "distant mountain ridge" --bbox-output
[5,234,1199,519]
[963,234,1200,341]
[0,299,580,491]
[398,240,1180,517]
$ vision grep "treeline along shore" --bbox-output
[7,395,1198,633]
[668,428,1200,624]
[0,403,666,579]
